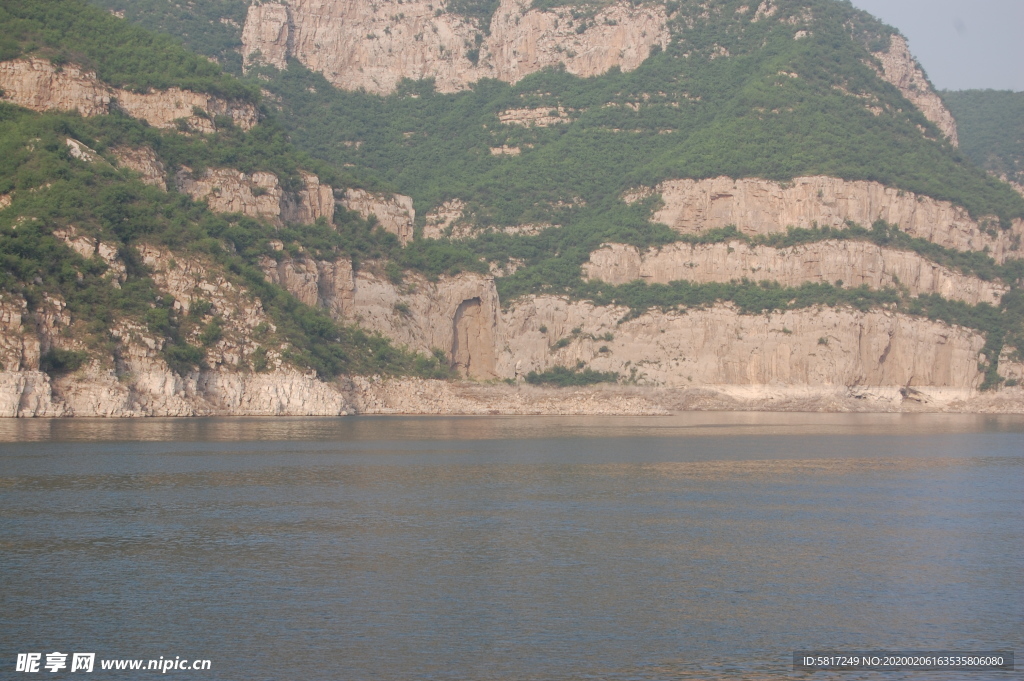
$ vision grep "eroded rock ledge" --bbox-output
[0,58,259,131]
[631,176,1024,263]
[584,240,1007,306]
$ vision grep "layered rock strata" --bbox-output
[0,58,259,131]
[175,168,334,225]
[871,35,958,145]
[241,0,669,95]
[584,240,1007,306]
[634,176,1024,263]
[258,254,500,379]
[4,266,1023,414]
[255,255,1016,411]
[497,298,986,390]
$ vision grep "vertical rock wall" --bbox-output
[241,0,669,94]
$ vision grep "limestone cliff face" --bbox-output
[258,252,501,379]
[241,0,669,95]
[340,189,415,245]
[0,58,259,131]
[636,176,1024,263]
[175,167,334,225]
[871,35,958,145]
[584,240,1007,306]
[0,364,354,417]
[0,246,354,417]
[255,253,1014,412]
[499,297,985,391]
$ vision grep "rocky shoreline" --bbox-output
[4,369,1023,417]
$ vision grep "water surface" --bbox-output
[2,413,1021,680]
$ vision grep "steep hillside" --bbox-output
[944,89,1024,194]
[3,0,1024,414]
[0,0,474,416]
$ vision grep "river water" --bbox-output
[1,413,1021,680]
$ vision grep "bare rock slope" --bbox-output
[632,176,1024,263]
[242,0,669,94]
[0,58,259,131]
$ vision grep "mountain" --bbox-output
[943,89,1024,195]
[1,0,1024,416]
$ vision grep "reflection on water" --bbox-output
[1,414,1022,680]
[3,411,1024,443]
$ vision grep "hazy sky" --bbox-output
[847,0,1024,92]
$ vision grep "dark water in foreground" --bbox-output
[1,413,1021,680]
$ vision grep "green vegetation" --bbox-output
[4,0,1024,389]
[0,0,257,101]
[39,348,89,374]
[525,364,619,386]
[943,89,1024,187]
[576,279,902,318]
[0,104,455,379]
[256,0,1023,234]
[85,0,250,75]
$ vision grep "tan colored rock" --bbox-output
[871,35,958,145]
[0,293,37,373]
[53,225,127,286]
[176,167,284,219]
[639,176,1024,263]
[138,244,276,370]
[0,372,65,417]
[347,268,499,379]
[348,376,668,414]
[0,58,111,116]
[497,106,575,127]
[0,193,11,210]
[584,240,1008,306]
[241,2,293,70]
[490,145,521,156]
[65,138,99,163]
[285,172,335,224]
[242,0,669,95]
[259,255,499,379]
[423,199,467,239]
[259,252,356,319]
[0,58,258,131]
[112,146,167,189]
[175,167,333,225]
[499,298,987,392]
[753,0,777,21]
[484,0,669,88]
[260,251,1009,401]
[340,188,415,245]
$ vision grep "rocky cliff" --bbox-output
[584,240,1007,306]
[632,175,1024,263]
[340,189,415,245]
[871,35,958,145]
[246,252,1024,412]
[242,0,669,94]
[174,167,334,225]
[5,245,1023,415]
[0,58,259,131]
